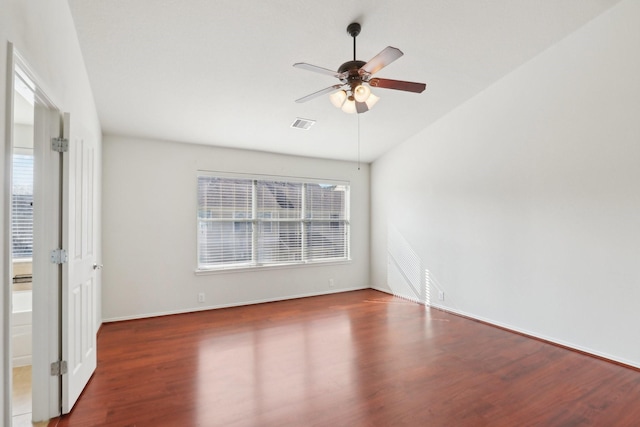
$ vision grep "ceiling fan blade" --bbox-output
[369,78,426,93]
[359,46,404,75]
[295,84,345,103]
[355,101,369,114]
[293,63,344,79]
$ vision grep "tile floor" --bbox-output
[12,366,49,427]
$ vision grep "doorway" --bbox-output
[10,65,38,427]
[5,45,99,427]
[7,54,63,426]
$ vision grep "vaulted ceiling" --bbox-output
[67,0,621,162]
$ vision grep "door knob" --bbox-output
[93,264,103,270]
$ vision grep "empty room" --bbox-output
[1,0,639,426]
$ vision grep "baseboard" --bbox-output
[369,286,393,295]
[12,355,31,368]
[369,286,423,303]
[429,303,640,372]
[369,286,639,371]
[103,285,638,371]
[102,286,369,323]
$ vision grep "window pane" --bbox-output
[198,176,252,219]
[198,176,253,267]
[257,222,301,264]
[198,221,252,266]
[305,184,347,220]
[257,181,301,220]
[306,221,347,260]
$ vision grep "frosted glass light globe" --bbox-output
[353,84,371,103]
[329,90,347,108]
[341,99,357,114]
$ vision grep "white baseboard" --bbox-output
[102,286,369,323]
[371,286,639,370]
[103,285,640,371]
[369,286,393,295]
[429,303,640,371]
[12,355,31,368]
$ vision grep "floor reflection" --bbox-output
[197,310,354,425]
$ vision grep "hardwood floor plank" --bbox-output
[50,289,640,426]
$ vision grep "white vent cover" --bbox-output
[290,117,316,130]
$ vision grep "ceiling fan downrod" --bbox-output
[347,22,361,61]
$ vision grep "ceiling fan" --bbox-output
[294,22,426,114]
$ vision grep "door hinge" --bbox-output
[51,137,69,152]
[50,360,68,376]
[50,248,68,264]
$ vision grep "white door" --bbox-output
[61,113,98,413]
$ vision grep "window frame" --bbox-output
[196,171,351,272]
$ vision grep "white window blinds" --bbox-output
[256,181,302,264]
[305,183,348,260]
[12,154,34,259]
[197,174,350,270]
[198,177,253,267]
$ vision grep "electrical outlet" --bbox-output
[198,292,205,303]
[438,291,445,301]
[329,279,335,288]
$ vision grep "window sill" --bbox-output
[194,259,352,276]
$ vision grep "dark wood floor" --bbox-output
[49,289,640,426]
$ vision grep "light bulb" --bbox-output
[341,98,357,114]
[353,84,371,103]
[329,90,347,108]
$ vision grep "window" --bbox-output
[197,174,350,270]
[12,154,34,259]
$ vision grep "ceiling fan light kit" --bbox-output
[294,22,426,114]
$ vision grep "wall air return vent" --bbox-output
[290,117,316,130]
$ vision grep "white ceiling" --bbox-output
[67,0,621,163]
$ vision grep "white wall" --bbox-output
[371,0,640,367]
[1,0,102,422]
[102,135,370,321]
[13,124,33,150]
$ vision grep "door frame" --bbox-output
[4,43,63,424]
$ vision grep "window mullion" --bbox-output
[301,183,306,262]
[252,179,258,265]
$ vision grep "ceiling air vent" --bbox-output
[290,117,316,130]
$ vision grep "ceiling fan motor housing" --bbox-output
[338,60,366,79]
[338,60,367,98]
